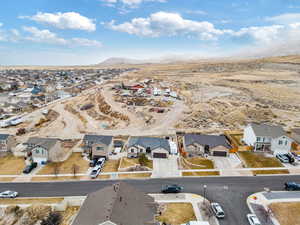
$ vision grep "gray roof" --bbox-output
[0,134,10,140]
[83,135,113,146]
[72,182,157,225]
[184,134,232,149]
[25,137,60,150]
[128,136,171,152]
[249,123,286,138]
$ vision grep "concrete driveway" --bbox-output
[212,153,247,176]
[151,155,180,178]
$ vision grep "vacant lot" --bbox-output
[181,157,219,176]
[157,203,196,225]
[269,202,300,225]
[0,198,64,205]
[61,206,80,225]
[0,155,25,175]
[238,152,289,175]
[37,153,88,175]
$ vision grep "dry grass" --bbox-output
[156,203,196,225]
[181,157,220,176]
[101,160,120,172]
[60,206,80,225]
[0,177,15,182]
[238,152,289,175]
[119,158,139,169]
[31,176,84,182]
[119,173,151,179]
[269,202,300,225]
[37,153,89,175]
[0,198,64,205]
[0,155,25,175]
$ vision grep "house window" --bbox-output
[96,147,104,151]
[36,149,39,154]
[278,140,283,145]
[257,137,261,142]
[285,141,288,146]
[139,149,143,153]
[131,149,134,153]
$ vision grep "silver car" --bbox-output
[247,214,261,225]
[211,202,225,219]
[0,190,18,198]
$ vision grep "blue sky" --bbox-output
[0,0,300,65]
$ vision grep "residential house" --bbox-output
[83,135,113,160]
[183,134,232,157]
[24,137,63,164]
[71,182,158,225]
[0,134,16,154]
[242,123,293,155]
[127,136,171,158]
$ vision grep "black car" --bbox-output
[283,154,295,164]
[161,184,183,193]
[285,182,300,191]
[89,159,98,167]
[23,162,37,174]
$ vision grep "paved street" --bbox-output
[1,175,300,225]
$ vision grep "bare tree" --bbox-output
[53,163,60,178]
[72,164,79,178]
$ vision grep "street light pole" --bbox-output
[203,184,207,205]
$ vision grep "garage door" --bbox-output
[153,153,167,158]
[213,151,227,157]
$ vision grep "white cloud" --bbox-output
[0,23,3,27]
[22,26,102,47]
[266,13,300,24]
[101,0,166,9]
[106,11,232,40]
[21,12,96,31]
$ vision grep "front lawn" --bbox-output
[269,202,300,225]
[238,152,289,175]
[156,203,196,225]
[119,157,153,170]
[0,155,25,175]
[181,157,219,176]
[101,159,120,172]
[119,173,151,179]
[37,153,89,175]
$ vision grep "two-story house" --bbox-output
[24,137,63,164]
[83,135,113,160]
[0,134,16,155]
[243,123,293,155]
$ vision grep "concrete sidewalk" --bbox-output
[150,193,219,225]
[247,191,300,225]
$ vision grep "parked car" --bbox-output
[90,167,101,179]
[247,214,261,225]
[89,159,98,167]
[23,162,38,174]
[0,190,18,198]
[285,182,300,191]
[211,202,225,219]
[291,152,300,161]
[161,184,183,193]
[96,158,106,167]
[276,154,289,163]
[283,153,295,163]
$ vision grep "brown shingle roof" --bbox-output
[71,182,158,225]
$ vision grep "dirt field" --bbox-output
[0,155,25,175]
[269,202,300,225]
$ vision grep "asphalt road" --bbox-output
[1,175,300,225]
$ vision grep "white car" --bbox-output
[247,214,261,225]
[211,202,225,218]
[90,167,101,179]
[0,190,18,198]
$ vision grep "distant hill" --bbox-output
[98,57,145,65]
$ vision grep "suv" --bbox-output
[283,153,295,164]
[23,162,38,174]
[90,167,101,179]
[276,154,289,163]
[161,184,183,193]
[211,202,225,219]
[96,158,106,168]
[285,182,300,191]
